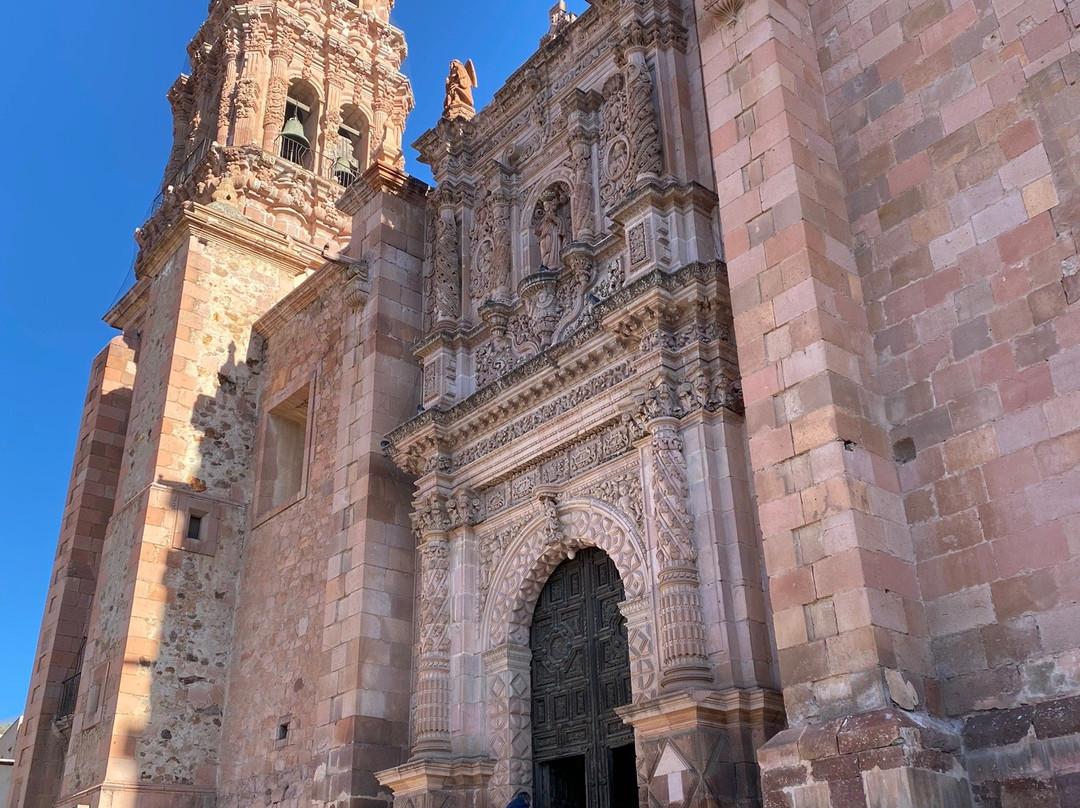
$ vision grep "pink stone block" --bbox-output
[941,85,993,134]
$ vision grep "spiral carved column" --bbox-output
[647,416,713,689]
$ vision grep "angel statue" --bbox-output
[444,59,478,120]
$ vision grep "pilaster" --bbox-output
[316,164,428,807]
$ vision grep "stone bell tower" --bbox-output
[6,3,414,808]
[146,0,414,253]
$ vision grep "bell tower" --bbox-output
[144,0,414,256]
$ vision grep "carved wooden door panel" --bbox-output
[531,548,634,808]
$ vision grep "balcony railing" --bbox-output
[149,137,213,220]
[56,672,81,721]
[277,139,359,188]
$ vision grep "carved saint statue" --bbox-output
[536,190,567,270]
[444,59,478,120]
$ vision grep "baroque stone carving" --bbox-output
[454,361,638,471]
[414,532,451,756]
[519,269,562,349]
[412,492,450,537]
[479,518,532,616]
[418,535,451,657]
[487,503,648,648]
[484,645,533,806]
[534,187,569,271]
[568,129,596,241]
[644,415,713,688]
[470,186,512,304]
[570,470,645,532]
[599,74,632,210]
[649,418,696,566]
[624,40,664,182]
[432,198,462,325]
[444,58,478,121]
[594,257,626,300]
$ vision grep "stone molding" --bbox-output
[252,254,367,338]
[108,201,327,331]
[375,758,495,797]
[386,261,733,471]
[617,687,787,738]
[482,498,648,647]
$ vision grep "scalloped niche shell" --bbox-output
[710,0,746,28]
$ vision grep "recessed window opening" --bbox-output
[257,383,313,516]
[185,512,204,542]
[277,722,290,741]
[332,105,369,187]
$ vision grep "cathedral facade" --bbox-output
[9,0,1080,807]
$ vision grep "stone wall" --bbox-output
[216,265,346,808]
[695,0,1080,799]
[7,338,135,808]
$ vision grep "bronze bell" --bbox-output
[332,153,359,174]
[281,115,310,149]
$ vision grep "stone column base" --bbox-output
[617,687,785,808]
[758,709,973,808]
[375,758,494,808]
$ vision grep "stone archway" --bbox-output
[481,498,657,806]
[530,547,637,808]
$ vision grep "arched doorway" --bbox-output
[530,548,637,808]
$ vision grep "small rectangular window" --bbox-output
[277,722,290,741]
[185,513,204,542]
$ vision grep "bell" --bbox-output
[332,154,359,174]
[281,115,309,149]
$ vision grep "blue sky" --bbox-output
[0,0,589,722]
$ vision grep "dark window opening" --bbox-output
[185,513,204,542]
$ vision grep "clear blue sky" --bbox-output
[0,0,589,722]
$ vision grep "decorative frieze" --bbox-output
[453,361,637,472]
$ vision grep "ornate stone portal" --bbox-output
[379,5,782,804]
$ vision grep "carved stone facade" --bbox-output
[377,4,783,803]
[14,0,1080,805]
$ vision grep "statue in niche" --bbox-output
[444,59,478,120]
[535,188,568,271]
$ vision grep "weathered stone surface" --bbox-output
[11,0,1080,804]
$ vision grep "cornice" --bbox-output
[252,258,341,339]
[103,276,152,332]
[386,261,728,458]
[616,688,786,737]
[336,163,430,215]
[107,201,325,331]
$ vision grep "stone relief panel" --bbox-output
[455,360,638,472]
[599,72,634,211]
[432,194,463,326]
[470,185,513,305]
[477,458,644,616]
